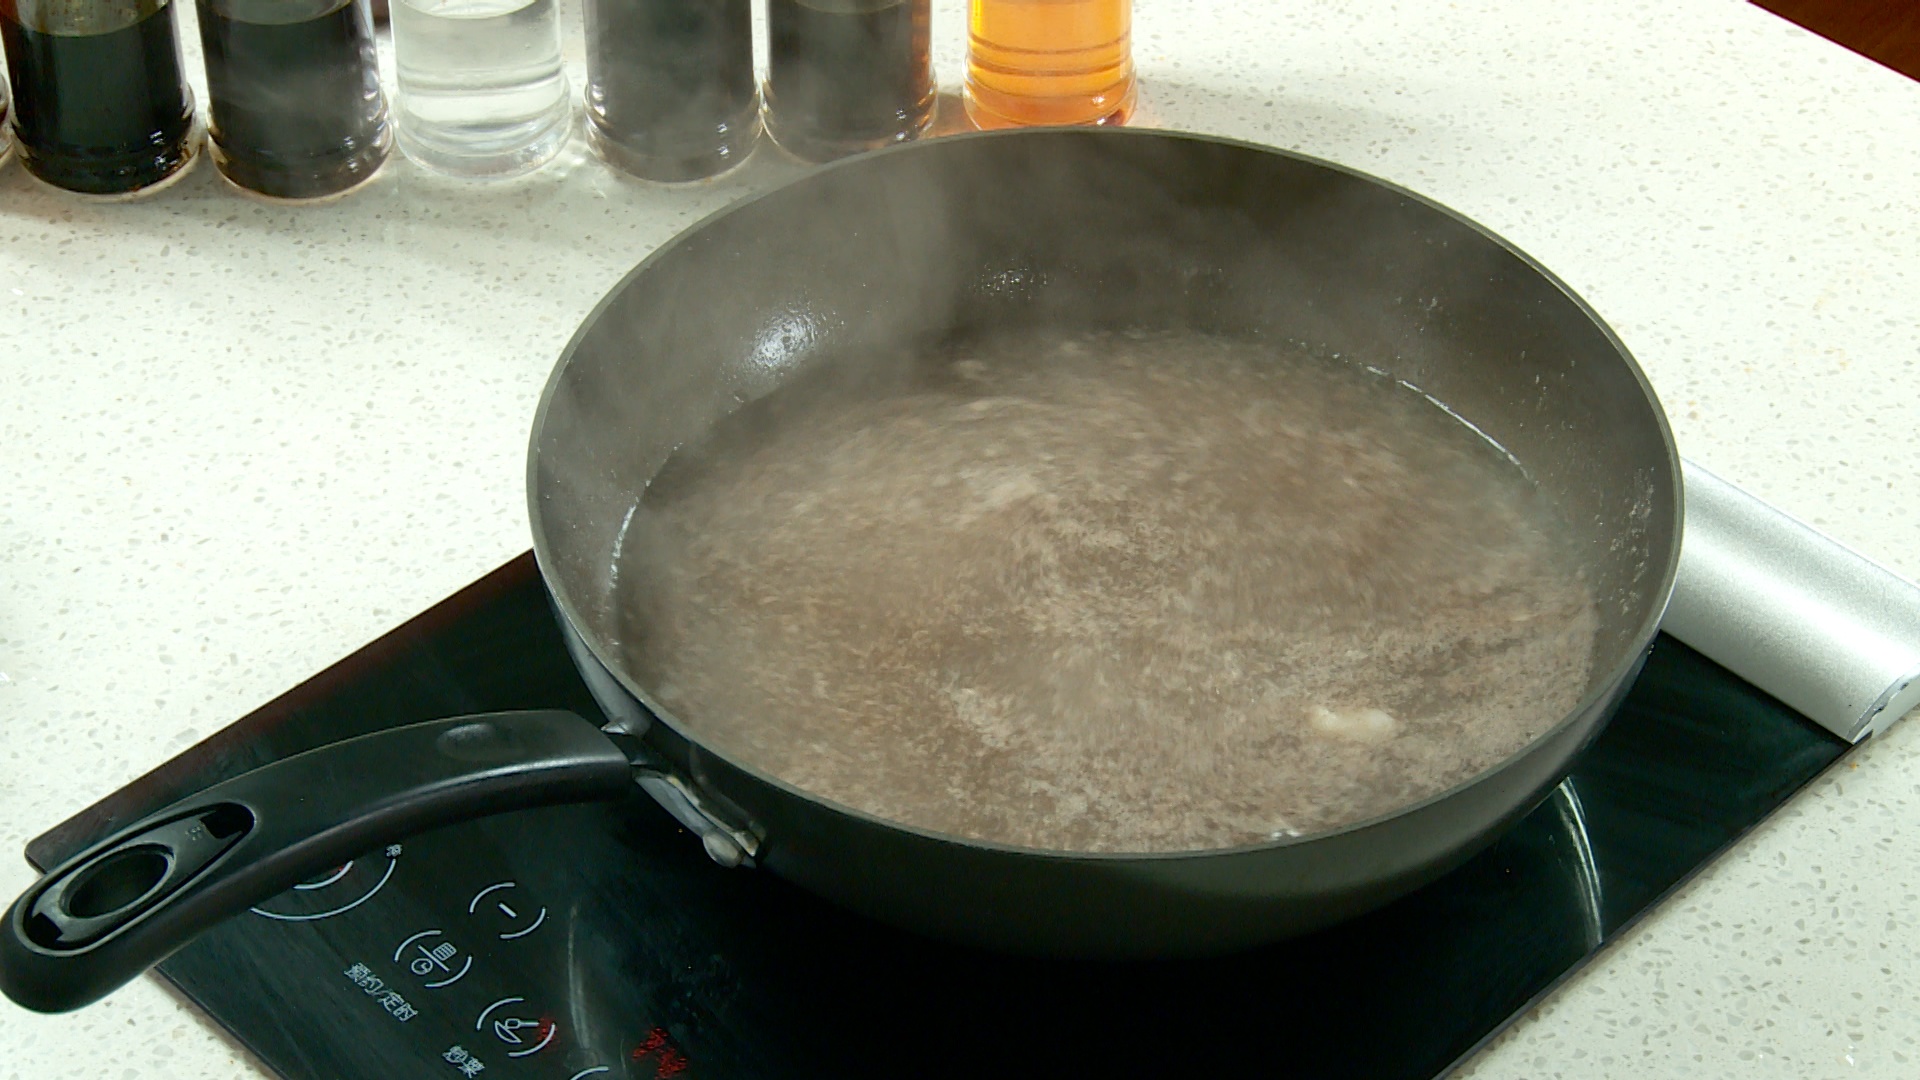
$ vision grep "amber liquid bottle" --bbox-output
[965,0,1135,129]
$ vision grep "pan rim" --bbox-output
[527,125,1685,864]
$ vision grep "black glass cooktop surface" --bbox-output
[28,553,1851,1080]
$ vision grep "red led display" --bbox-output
[631,1027,690,1078]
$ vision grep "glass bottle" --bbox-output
[583,0,758,182]
[764,0,933,163]
[0,0,198,195]
[391,0,572,178]
[965,0,1135,129]
[196,0,391,199]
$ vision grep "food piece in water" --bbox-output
[1308,705,1398,744]
[614,329,1601,853]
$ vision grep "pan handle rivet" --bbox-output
[701,833,746,868]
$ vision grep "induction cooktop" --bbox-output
[27,552,1851,1080]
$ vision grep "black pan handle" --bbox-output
[0,711,634,1013]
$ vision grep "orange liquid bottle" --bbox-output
[965,0,1135,129]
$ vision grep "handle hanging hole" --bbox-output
[62,848,173,920]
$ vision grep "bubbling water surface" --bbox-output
[614,329,1599,853]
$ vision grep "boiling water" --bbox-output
[391,0,569,176]
[614,331,1600,853]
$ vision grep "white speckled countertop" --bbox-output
[3,0,1918,1076]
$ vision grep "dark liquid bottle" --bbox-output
[583,0,758,182]
[764,0,933,163]
[197,0,390,199]
[0,0,197,195]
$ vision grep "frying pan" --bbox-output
[0,128,1681,1014]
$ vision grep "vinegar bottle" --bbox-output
[196,0,392,199]
[964,0,1135,129]
[764,0,934,163]
[583,0,759,182]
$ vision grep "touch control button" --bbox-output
[467,880,547,940]
[250,845,401,922]
[476,997,557,1058]
[393,929,473,988]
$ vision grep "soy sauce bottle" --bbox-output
[583,0,759,182]
[196,0,391,199]
[0,0,198,195]
[764,0,934,163]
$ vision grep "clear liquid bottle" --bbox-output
[764,0,933,163]
[196,0,391,199]
[391,0,571,178]
[965,0,1135,129]
[0,0,198,195]
[583,0,758,182]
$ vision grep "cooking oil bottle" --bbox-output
[964,0,1135,129]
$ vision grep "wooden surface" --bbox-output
[1754,0,1920,79]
